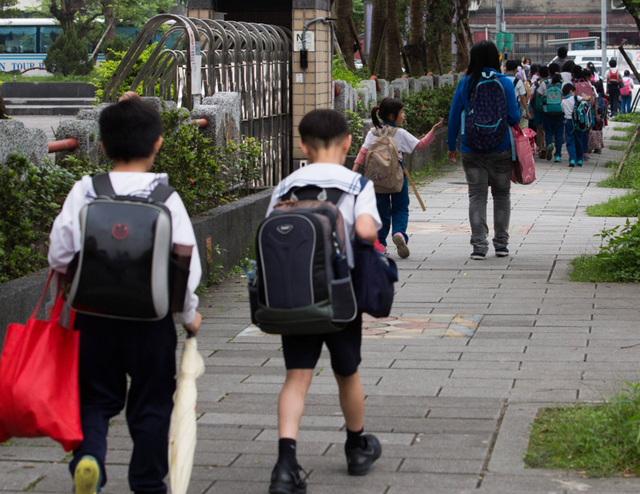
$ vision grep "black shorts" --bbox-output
[281,313,362,377]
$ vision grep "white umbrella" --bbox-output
[169,334,205,494]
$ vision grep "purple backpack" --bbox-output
[463,72,509,152]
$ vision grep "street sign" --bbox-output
[294,31,315,52]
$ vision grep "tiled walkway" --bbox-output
[3,123,640,493]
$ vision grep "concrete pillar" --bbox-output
[0,120,47,166]
[197,92,241,146]
[292,0,332,167]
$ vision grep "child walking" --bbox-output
[352,97,443,258]
[48,99,202,494]
[562,83,591,167]
[267,109,382,494]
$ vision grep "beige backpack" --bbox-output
[364,126,404,194]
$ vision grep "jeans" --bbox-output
[609,87,621,115]
[542,114,564,157]
[622,94,632,114]
[583,129,590,154]
[69,313,177,494]
[376,171,409,246]
[565,120,584,162]
[461,150,512,254]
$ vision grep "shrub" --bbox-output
[346,110,365,156]
[103,36,131,61]
[44,29,92,76]
[592,218,640,283]
[332,55,371,87]
[402,84,456,137]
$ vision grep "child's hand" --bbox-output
[184,311,202,336]
[431,117,444,132]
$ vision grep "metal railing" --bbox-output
[102,15,293,186]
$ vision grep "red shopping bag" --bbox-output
[511,125,537,185]
[0,272,81,452]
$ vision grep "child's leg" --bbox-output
[334,371,365,432]
[69,314,128,491]
[390,173,410,243]
[375,193,392,246]
[278,369,314,440]
[553,116,564,157]
[125,315,177,494]
[575,130,584,160]
[565,121,576,161]
[536,123,544,151]
[543,115,553,149]
[582,130,590,156]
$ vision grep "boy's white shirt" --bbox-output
[362,127,420,162]
[562,95,582,120]
[267,163,382,269]
[48,172,201,324]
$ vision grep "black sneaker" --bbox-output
[345,434,382,476]
[269,462,307,494]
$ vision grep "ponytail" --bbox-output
[372,97,404,129]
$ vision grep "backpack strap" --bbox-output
[92,173,116,198]
[282,186,344,205]
[386,126,398,137]
[372,127,380,137]
[149,183,176,204]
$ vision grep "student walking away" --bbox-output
[505,60,530,121]
[537,63,565,162]
[353,97,443,259]
[559,60,575,86]
[447,40,521,260]
[621,70,634,114]
[587,62,601,83]
[556,46,568,66]
[562,83,592,167]
[260,109,383,494]
[579,68,601,161]
[529,65,548,157]
[48,99,203,494]
[605,59,623,117]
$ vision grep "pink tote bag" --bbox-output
[510,125,536,185]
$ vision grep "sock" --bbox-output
[278,438,297,467]
[346,427,366,450]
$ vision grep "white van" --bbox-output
[550,49,640,78]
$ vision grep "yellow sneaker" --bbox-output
[73,456,100,494]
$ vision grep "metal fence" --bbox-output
[103,14,293,186]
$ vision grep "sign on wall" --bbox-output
[293,31,315,52]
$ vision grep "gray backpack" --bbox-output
[364,126,404,194]
[67,173,179,321]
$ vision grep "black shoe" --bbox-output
[269,462,307,494]
[345,434,382,476]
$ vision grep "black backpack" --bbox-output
[248,182,364,335]
[67,173,181,320]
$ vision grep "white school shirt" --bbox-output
[562,95,583,120]
[505,74,526,98]
[362,126,420,163]
[48,172,202,325]
[267,163,382,269]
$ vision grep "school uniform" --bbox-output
[48,172,201,494]
[562,95,585,163]
[621,76,634,114]
[605,68,622,116]
[267,164,381,376]
[537,79,565,158]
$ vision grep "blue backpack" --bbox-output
[572,96,593,133]
[464,72,509,152]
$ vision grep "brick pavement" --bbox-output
[2,123,640,493]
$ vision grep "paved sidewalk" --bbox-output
[3,123,640,493]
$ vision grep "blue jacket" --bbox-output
[447,68,521,154]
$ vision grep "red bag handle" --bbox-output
[30,271,56,320]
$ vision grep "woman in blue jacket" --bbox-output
[447,40,521,260]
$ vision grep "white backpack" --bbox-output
[364,126,404,194]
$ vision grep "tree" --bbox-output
[425,0,455,74]
[385,0,403,80]
[618,0,640,32]
[455,0,472,72]
[0,0,19,18]
[407,0,425,76]
[369,0,387,77]
[44,28,92,75]
[336,0,355,70]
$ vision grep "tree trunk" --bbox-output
[102,3,116,42]
[49,0,87,34]
[385,0,402,80]
[407,0,425,76]
[336,0,355,70]
[441,29,452,73]
[455,0,471,72]
[369,0,388,78]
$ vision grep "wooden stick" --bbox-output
[373,19,389,77]
[615,118,640,180]
[397,30,412,76]
[349,16,367,68]
[617,44,640,82]
[404,167,426,211]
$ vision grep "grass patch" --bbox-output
[410,155,453,186]
[611,134,633,141]
[604,160,618,168]
[611,113,640,123]
[525,383,640,477]
[0,72,97,83]
[586,192,640,217]
[568,254,617,282]
[610,144,628,151]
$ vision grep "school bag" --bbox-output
[364,126,403,194]
[530,80,545,113]
[248,181,362,335]
[621,78,632,96]
[543,82,563,114]
[464,71,509,151]
[66,173,180,321]
[571,96,593,133]
[575,78,595,101]
[607,69,621,90]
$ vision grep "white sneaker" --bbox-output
[392,233,410,259]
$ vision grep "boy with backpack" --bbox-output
[48,98,202,494]
[530,65,548,157]
[264,109,382,494]
[605,59,623,117]
[505,60,530,121]
[537,63,564,162]
[562,83,592,167]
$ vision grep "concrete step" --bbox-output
[4,97,96,106]
[5,105,92,116]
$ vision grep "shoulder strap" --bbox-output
[387,127,398,137]
[92,173,116,198]
[281,186,344,205]
[372,127,380,137]
[149,183,176,204]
